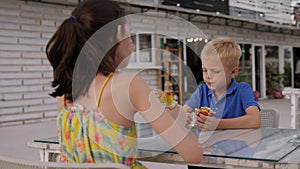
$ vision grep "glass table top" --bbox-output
[34,128,300,162]
[137,128,300,162]
[201,128,300,162]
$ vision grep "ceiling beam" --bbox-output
[22,0,300,36]
[23,0,80,7]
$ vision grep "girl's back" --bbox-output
[57,72,146,168]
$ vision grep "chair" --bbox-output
[260,109,280,128]
[0,155,129,169]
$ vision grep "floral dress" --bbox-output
[57,73,147,169]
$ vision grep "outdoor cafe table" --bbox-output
[28,128,300,168]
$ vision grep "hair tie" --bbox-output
[70,15,77,21]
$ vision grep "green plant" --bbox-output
[270,73,286,90]
[235,74,246,82]
[283,63,291,86]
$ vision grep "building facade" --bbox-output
[0,0,300,126]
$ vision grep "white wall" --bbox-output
[0,0,72,126]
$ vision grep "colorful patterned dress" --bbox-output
[57,73,147,169]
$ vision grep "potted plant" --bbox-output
[269,74,285,99]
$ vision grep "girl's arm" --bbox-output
[129,75,203,164]
[57,96,63,114]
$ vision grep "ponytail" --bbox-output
[46,17,87,101]
[46,0,126,102]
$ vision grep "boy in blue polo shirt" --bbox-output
[183,37,261,131]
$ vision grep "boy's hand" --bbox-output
[196,111,219,131]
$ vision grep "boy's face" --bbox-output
[201,56,233,91]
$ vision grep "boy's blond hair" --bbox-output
[201,37,241,69]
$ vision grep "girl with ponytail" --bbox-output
[46,0,203,168]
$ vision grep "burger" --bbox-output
[195,107,215,116]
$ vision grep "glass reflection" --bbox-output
[199,128,300,162]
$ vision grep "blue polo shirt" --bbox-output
[185,78,260,119]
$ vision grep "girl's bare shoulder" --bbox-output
[114,72,147,86]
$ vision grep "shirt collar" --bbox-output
[227,78,238,95]
[207,78,237,96]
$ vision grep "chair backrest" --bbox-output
[260,109,280,128]
[0,155,129,169]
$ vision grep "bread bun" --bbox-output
[195,107,215,116]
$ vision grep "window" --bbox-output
[128,33,156,68]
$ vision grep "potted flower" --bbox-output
[269,74,284,99]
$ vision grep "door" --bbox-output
[282,46,292,88]
[253,45,266,99]
[265,45,279,98]
[293,47,300,88]
[238,44,252,86]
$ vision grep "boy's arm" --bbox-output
[216,106,261,129]
[185,87,201,110]
[216,82,261,129]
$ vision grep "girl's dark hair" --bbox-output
[46,0,126,101]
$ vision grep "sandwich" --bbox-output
[195,106,215,116]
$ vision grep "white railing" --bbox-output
[282,88,300,129]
